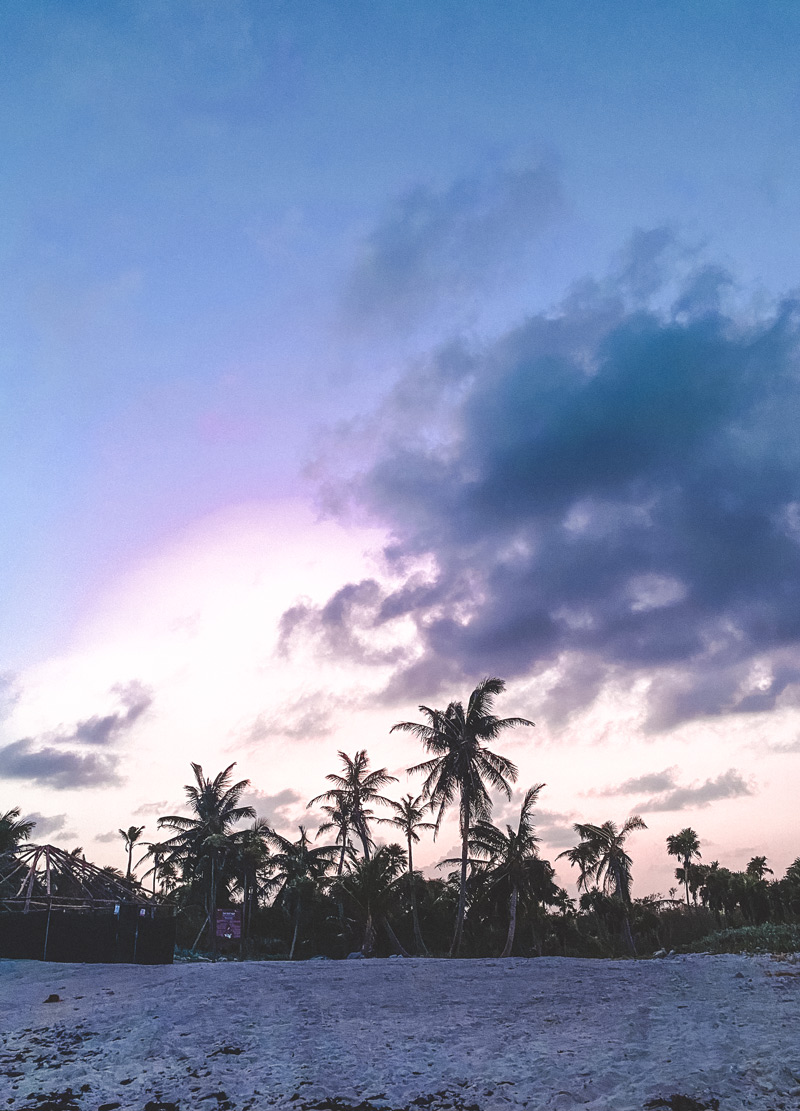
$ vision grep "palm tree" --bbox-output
[467,784,545,957]
[137,840,172,897]
[158,763,255,951]
[376,794,436,955]
[336,844,408,956]
[308,750,397,860]
[746,855,773,880]
[119,825,145,882]
[666,828,701,906]
[266,826,336,959]
[315,795,357,875]
[559,816,647,955]
[232,818,274,940]
[392,676,534,956]
[0,808,36,853]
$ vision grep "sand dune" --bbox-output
[1,954,799,1110]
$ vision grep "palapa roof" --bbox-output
[0,843,159,912]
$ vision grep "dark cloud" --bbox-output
[305,239,800,725]
[278,588,408,670]
[69,681,153,746]
[0,681,150,789]
[0,740,121,788]
[21,811,69,839]
[634,768,755,812]
[94,829,123,844]
[589,767,681,797]
[585,766,754,812]
[343,162,563,330]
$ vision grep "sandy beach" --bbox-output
[2,954,799,1110]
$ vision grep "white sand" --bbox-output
[1,954,799,1111]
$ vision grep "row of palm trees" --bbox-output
[5,676,798,957]
[120,678,653,956]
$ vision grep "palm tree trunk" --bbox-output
[501,885,518,958]
[407,836,429,956]
[450,814,469,958]
[210,856,217,957]
[126,842,133,881]
[683,855,690,906]
[362,911,376,956]
[381,915,411,957]
[289,897,302,960]
[622,913,636,956]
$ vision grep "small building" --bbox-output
[0,844,176,964]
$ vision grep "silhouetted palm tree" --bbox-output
[266,825,336,959]
[309,750,397,859]
[336,843,407,955]
[666,827,701,906]
[119,824,145,881]
[377,794,436,955]
[746,855,773,879]
[158,763,255,950]
[467,784,545,957]
[137,840,172,897]
[392,676,534,956]
[232,818,274,940]
[559,816,646,955]
[0,808,36,853]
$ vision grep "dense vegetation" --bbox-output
[3,678,799,960]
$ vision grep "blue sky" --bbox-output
[2,2,800,889]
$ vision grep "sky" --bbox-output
[2,0,800,898]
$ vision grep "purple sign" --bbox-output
[216,909,242,939]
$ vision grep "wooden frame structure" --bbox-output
[0,844,175,963]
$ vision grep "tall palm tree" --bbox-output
[308,750,397,860]
[0,808,36,853]
[392,676,534,956]
[559,816,646,955]
[158,763,255,951]
[467,784,546,957]
[376,794,436,955]
[266,826,336,959]
[666,828,701,906]
[118,824,145,882]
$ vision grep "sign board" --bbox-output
[215,908,242,939]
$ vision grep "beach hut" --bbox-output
[0,844,176,964]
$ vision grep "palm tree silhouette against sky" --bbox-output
[559,816,647,955]
[467,784,545,957]
[336,843,407,956]
[118,824,145,882]
[266,825,336,959]
[666,827,701,906]
[158,763,255,951]
[377,793,436,955]
[392,676,534,957]
[0,808,36,854]
[308,750,397,860]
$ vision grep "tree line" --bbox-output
[2,677,799,959]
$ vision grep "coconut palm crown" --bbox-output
[308,750,397,860]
